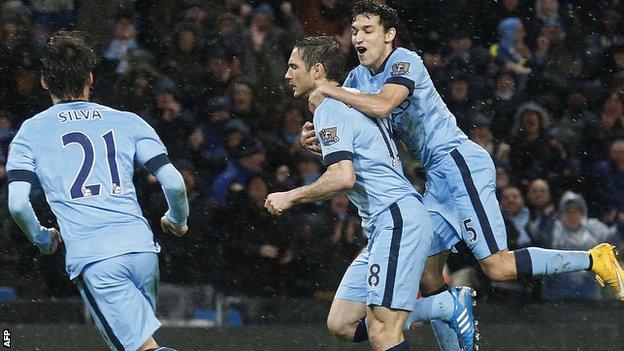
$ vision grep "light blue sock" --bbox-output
[515,247,590,278]
[404,291,460,351]
[431,320,461,351]
[404,290,455,327]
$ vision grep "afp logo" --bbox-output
[3,329,10,349]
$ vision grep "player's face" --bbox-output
[351,14,394,69]
[284,48,316,98]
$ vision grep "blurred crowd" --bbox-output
[0,0,623,302]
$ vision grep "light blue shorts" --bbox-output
[335,195,433,310]
[425,140,508,260]
[74,252,161,351]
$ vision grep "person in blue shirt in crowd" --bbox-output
[6,31,188,351]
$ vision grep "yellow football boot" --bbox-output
[589,243,624,301]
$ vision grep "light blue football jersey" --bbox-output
[314,98,419,232]
[7,101,167,279]
[344,47,468,168]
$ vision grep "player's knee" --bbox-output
[326,315,354,340]
[480,253,515,282]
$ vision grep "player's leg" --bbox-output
[367,305,410,350]
[328,247,420,345]
[130,252,181,351]
[366,196,434,350]
[328,249,369,341]
[417,183,478,350]
[410,251,463,351]
[411,251,462,351]
[139,338,159,350]
[445,143,606,287]
[327,299,367,341]
[75,253,161,351]
[479,244,624,301]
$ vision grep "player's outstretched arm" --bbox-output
[317,83,409,119]
[265,160,355,215]
[155,163,189,237]
[8,181,62,254]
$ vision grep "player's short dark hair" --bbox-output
[41,30,96,100]
[352,0,399,32]
[294,36,345,82]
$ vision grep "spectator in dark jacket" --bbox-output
[587,139,624,221]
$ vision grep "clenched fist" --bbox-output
[265,192,294,216]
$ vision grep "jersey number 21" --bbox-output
[61,130,122,199]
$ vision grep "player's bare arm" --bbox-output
[316,81,409,119]
[265,160,355,215]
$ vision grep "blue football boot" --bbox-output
[442,286,479,351]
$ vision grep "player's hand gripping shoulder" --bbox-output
[300,121,322,156]
[38,227,62,255]
[161,216,188,237]
[308,87,328,113]
[264,192,293,216]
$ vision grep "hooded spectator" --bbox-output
[541,191,622,300]
[509,102,565,185]
[493,17,532,75]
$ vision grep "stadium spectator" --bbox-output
[493,17,533,76]
[108,62,163,113]
[261,104,306,169]
[210,137,266,208]
[487,72,523,142]
[526,179,557,246]
[477,0,528,46]
[297,0,350,37]
[224,175,294,296]
[586,139,624,222]
[540,191,622,300]
[578,94,624,168]
[467,112,510,164]
[509,103,565,186]
[446,75,474,132]
[500,186,533,249]
[244,3,304,86]
[103,12,141,75]
[292,193,362,298]
[230,82,268,131]
[147,87,195,161]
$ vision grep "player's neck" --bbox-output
[51,93,90,105]
[370,46,395,74]
[314,79,338,90]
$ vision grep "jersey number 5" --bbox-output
[61,130,122,199]
[462,218,478,243]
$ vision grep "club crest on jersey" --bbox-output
[319,127,339,146]
[391,62,411,76]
